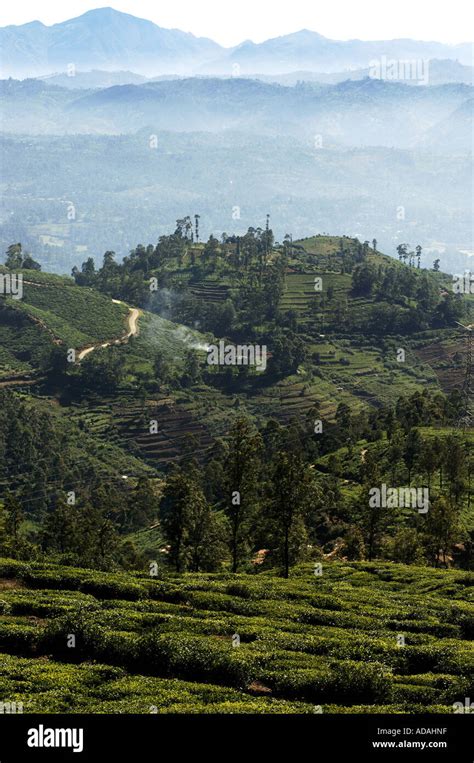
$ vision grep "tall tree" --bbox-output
[423,496,461,567]
[41,500,76,554]
[160,467,199,571]
[4,493,24,545]
[223,419,262,572]
[5,243,23,269]
[266,452,319,578]
[416,244,422,269]
[186,497,227,572]
[404,428,422,485]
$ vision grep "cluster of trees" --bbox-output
[158,391,472,576]
[0,389,155,564]
[41,344,126,393]
[4,244,41,271]
[396,243,423,268]
[352,260,437,302]
[72,221,274,299]
[0,385,471,574]
[0,390,69,514]
[0,483,158,570]
[349,261,465,332]
[295,236,377,275]
[160,420,319,578]
[354,433,470,566]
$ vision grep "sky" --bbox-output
[0,0,472,46]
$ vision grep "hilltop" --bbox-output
[0,232,472,468]
[0,228,472,509]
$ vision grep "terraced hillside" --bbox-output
[295,235,472,398]
[108,393,213,467]
[0,269,129,379]
[413,334,468,394]
[0,559,471,714]
[273,235,472,415]
[12,272,129,347]
[1,237,470,470]
[190,279,230,303]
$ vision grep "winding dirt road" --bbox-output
[78,303,141,361]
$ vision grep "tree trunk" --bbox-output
[284,526,289,579]
[232,524,238,573]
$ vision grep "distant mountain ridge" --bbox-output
[0,7,221,77]
[1,7,472,78]
[207,28,472,75]
[2,76,470,153]
[36,58,474,91]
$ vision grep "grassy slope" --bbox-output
[15,278,129,347]
[0,269,129,377]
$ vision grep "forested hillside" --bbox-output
[0,224,472,714]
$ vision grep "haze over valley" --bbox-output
[0,7,472,274]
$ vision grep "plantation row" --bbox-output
[0,559,471,713]
[8,278,128,350]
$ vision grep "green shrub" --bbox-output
[0,623,39,653]
[136,633,252,687]
[23,568,144,601]
[144,581,189,604]
[41,609,107,661]
[265,661,393,704]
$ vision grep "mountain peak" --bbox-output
[5,19,45,30]
[65,6,149,25]
[286,28,327,40]
[1,10,471,79]
[80,7,128,18]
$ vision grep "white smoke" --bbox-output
[172,325,210,352]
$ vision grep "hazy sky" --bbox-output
[1,0,472,46]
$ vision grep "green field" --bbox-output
[0,558,471,713]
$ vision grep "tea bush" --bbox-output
[0,558,470,713]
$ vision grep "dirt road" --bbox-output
[78,303,141,361]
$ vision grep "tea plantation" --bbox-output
[0,558,472,714]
